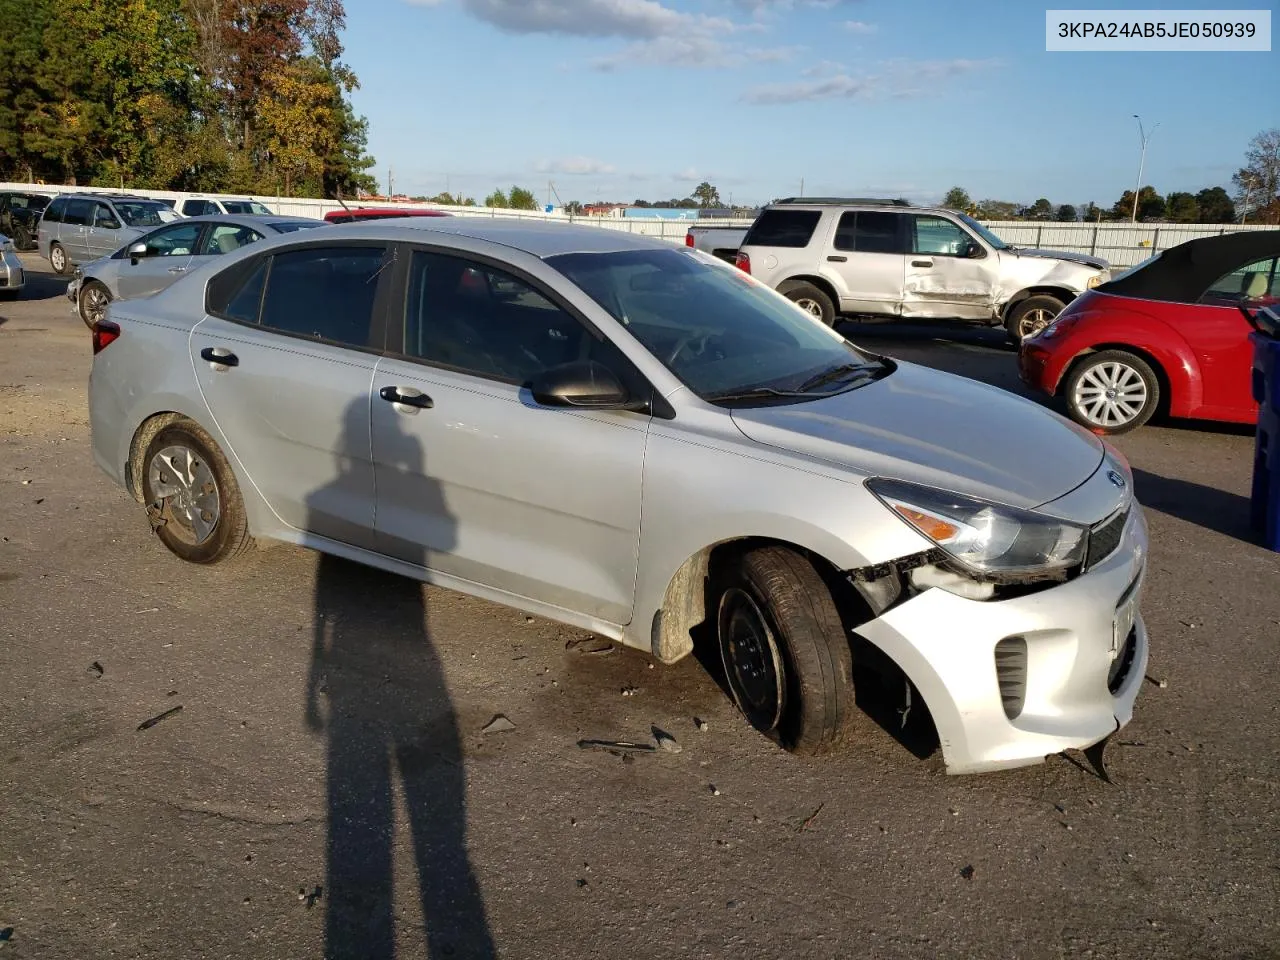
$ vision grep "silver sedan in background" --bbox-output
[0,233,24,299]
[68,214,324,327]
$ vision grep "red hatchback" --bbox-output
[1020,230,1280,434]
[324,207,451,224]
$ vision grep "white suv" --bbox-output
[735,199,1111,340]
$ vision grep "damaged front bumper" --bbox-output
[855,505,1149,775]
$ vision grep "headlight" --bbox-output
[866,478,1087,582]
[1086,274,1105,288]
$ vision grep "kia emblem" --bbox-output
[1108,470,1126,489]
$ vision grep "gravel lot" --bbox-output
[2,253,1278,960]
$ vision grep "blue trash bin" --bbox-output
[1250,330,1280,551]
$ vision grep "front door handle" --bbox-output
[379,385,433,411]
[827,255,848,262]
[912,259,934,268]
[168,266,187,274]
[200,347,238,368]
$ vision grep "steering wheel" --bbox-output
[667,333,709,365]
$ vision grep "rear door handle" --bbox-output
[200,347,238,368]
[379,385,433,411]
[912,259,934,267]
[827,255,848,262]
[168,266,187,274]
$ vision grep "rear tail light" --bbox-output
[92,319,120,354]
[685,231,694,247]
[734,251,751,274]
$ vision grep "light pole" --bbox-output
[1130,115,1158,224]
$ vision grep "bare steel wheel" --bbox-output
[1064,349,1160,435]
[79,281,111,330]
[140,421,252,564]
[716,546,854,753]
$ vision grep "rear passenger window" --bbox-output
[43,198,66,224]
[258,246,387,347]
[743,209,822,248]
[847,211,905,255]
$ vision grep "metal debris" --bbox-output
[86,661,104,678]
[959,865,975,880]
[577,739,656,757]
[481,714,516,735]
[620,685,639,697]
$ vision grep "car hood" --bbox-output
[730,361,1105,511]
[1010,247,1109,271]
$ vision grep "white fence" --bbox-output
[3,181,1271,266]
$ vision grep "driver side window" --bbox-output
[912,216,974,257]
[145,222,203,257]
[93,203,121,229]
[1199,257,1279,307]
[401,250,599,384]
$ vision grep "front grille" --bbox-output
[1108,628,1137,693]
[994,637,1028,720]
[1086,507,1129,571]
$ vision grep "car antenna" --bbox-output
[334,186,353,217]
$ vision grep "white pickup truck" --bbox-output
[684,223,752,263]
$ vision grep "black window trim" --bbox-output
[384,241,668,418]
[203,238,396,357]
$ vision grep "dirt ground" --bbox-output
[2,253,1278,960]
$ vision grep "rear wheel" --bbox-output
[79,280,111,329]
[49,242,69,275]
[717,546,854,754]
[779,281,836,327]
[1005,294,1065,342]
[13,225,31,250]
[1064,350,1160,434]
[141,421,252,565]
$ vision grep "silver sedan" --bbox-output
[86,218,1149,775]
[0,233,24,299]
[67,214,324,327]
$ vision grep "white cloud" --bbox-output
[843,19,875,33]
[744,58,997,104]
[404,0,735,39]
[591,36,796,70]
[534,156,618,175]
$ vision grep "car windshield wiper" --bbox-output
[794,362,880,393]
[706,386,815,403]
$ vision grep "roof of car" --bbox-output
[173,213,321,228]
[1097,230,1280,303]
[323,216,667,257]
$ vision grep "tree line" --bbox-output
[942,129,1279,225]
[0,0,377,199]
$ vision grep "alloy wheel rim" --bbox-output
[1018,307,1055,338]
[83,287,108,324]
[719,587,785,731]
[1072,361,1148,428]
[148,444,221,545]
[794,297,824,318]
[51,247,65,271]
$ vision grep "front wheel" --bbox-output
[779,281,836,327]
[717,546,854,754]
[14,225,32,250]
[1064,350,1160,434]
[1005,294,1065,342]
[49,242,69,275]
[79,280,111,329]
[141,421,253,564]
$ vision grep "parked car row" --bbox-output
[690,198,1111,342]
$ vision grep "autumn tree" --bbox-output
[1233,128,1280,223]
[257,60,336,195]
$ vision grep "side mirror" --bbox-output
[963,242,984,259]
[127,241,148,264]
[530,360,636,410]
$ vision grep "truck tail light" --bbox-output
[685,232,694,247]
[92,319,120,354]
[734,252,751,274]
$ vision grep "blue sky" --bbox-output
[341,0,1275,208]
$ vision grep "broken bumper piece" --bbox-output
[855,507,1149,775]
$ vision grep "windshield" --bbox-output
[955,212,1008,250]
[114,201,171,227]
[268,220,323,233]
[545,247,885,403]
[224,200,273,215]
